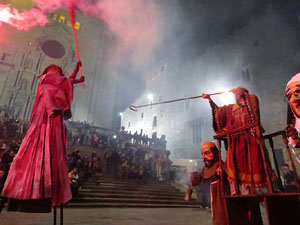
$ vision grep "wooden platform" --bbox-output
[224,193,300,225]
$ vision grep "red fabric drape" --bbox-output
[213,94,267,187]
[1,73,73,206]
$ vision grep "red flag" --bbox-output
[69,0,85,89]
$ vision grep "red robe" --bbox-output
[211,94,268,189]
[190,161,228,225]
[1,72,73,207]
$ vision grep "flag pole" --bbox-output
[69,0,85,89]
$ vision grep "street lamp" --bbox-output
[147,94,153,101]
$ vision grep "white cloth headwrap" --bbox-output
[286,73,300,92]
[286,73,300,146]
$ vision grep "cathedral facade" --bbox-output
[0,8,117,129]
[121,6,300,160]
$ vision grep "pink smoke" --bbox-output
[0,0,162,65]
[0,4,48,30]
[78,0,161,65]
[33,0,69,11]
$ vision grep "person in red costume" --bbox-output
[202,88,271,195]
[1,62,84,213]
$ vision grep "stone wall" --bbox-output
[0,9,117,129]
[121,6,300,164]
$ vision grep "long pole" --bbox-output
[53,206,57,225]
[60,204,64,225]
[129,91,229,111]
[69,0,85,89]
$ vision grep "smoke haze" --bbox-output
[0,0,162,67]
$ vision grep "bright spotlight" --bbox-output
[119,112,123,116]
[147,94,154,101]
[113,135,117,139]
[221,91,235,105]
[189,160,193,162]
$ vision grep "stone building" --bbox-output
[0,6,117,129]
[121,4,300,165]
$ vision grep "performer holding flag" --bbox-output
[69,0,85,89]
[1,62,84,212]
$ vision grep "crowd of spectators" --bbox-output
[66,150,103,197]
[66,144,174,195]
[108,143,173,184]
[67,121,99,147]
[0,116,174,209]
[66,122,168,151]
[0,142,16,212]
[0,116,28,142]
[118,126,167,149]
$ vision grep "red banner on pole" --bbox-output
[69,1,85,89]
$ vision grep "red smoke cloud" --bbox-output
[0,4,48,30]
[33,0,70,11]
[78,0,161,65]
[0,0,161,65]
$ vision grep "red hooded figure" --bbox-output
[1,62,84,212]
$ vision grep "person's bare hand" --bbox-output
[216,167,223,175]
[50,109,63,118]
[202,93,210,99]
[285,124,298,140]
[79,76,85,83]
[76,61,82,70]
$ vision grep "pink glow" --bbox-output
[78,0,162,66]
[33,0,72,12]
[0,0,162,65]
[0,4,48,30]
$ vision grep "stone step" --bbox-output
[69,202,202,208]
[73,176,193,208]
[81,185,182,193]
[82,183,178,191]
[77,192,187,200]
[71,197,199,205]
[79,189,185,197]
[82,182,177,190]
[89,179,172,187]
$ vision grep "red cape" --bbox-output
[2,73,73,206]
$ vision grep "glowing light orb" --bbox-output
[147,94,153,101]
[221,91,235,105]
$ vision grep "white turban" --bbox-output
[286,73,300,93]
[286,73,300,146]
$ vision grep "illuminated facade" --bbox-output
[0,8,117,129]
[121,7,300,159]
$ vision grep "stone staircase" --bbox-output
[69,176,201,208]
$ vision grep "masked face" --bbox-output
[232,88,247,105]
[286,82,300,118]
[201,142,216,168]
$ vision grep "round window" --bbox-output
[42,40,65,58]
